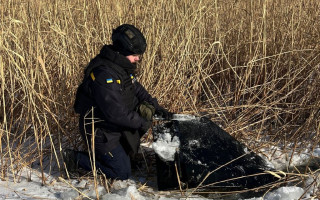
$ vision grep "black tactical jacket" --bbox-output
[74,45,159,153]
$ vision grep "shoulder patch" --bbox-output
[130,74,137,83]
[90,72,96,81]
[106,78,113,83]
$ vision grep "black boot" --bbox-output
[62,149,78,173]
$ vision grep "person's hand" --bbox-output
[137,101,155,121]
[139,120,152,137]
[155,107,173,120]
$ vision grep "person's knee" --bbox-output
[115,170,131,180]
[114,159,131,180]
[98,145,131,180]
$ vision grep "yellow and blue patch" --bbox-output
[106,78,113,83]
[130,74,137,83]
[106,78,122,84]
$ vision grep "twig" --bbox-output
[174,161,183,196]
[58,177,93,200]
[140,146,149,173]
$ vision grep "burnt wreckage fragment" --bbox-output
[152,116,278,192]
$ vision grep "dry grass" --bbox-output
[0,0,319,196]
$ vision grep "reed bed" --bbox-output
[0,0,319,196]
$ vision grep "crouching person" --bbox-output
[63,24,172,180]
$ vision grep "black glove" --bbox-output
[139,120,152,137]
[155,107,173,120]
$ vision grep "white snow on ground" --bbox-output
[0,169,69,200]
[0,114,319,200]
[243,186,305,200]
[260,146,320,171]
[0,145,319,200]
[314,148,320,157]
[264,186,304,200]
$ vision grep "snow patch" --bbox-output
[188,140,200,149]
[260,146,320,170]
[313,148,320,157]
[171,114,197,121]
[101,185,145,200]
[152,132,180,161]
[265,186,305,200]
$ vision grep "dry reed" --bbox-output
[0,0,319,197]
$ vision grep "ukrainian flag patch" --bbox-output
[106,78,113,83]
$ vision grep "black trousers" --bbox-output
[76,144,131,180]
[77,116,131,180]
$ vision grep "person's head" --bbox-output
[112,24,146,63]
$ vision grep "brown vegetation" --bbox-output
[0,0,319,196]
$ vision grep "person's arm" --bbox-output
[135,81,173,119]
[135,81,160,109]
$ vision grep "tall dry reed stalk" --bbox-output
[0,0,319,193]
